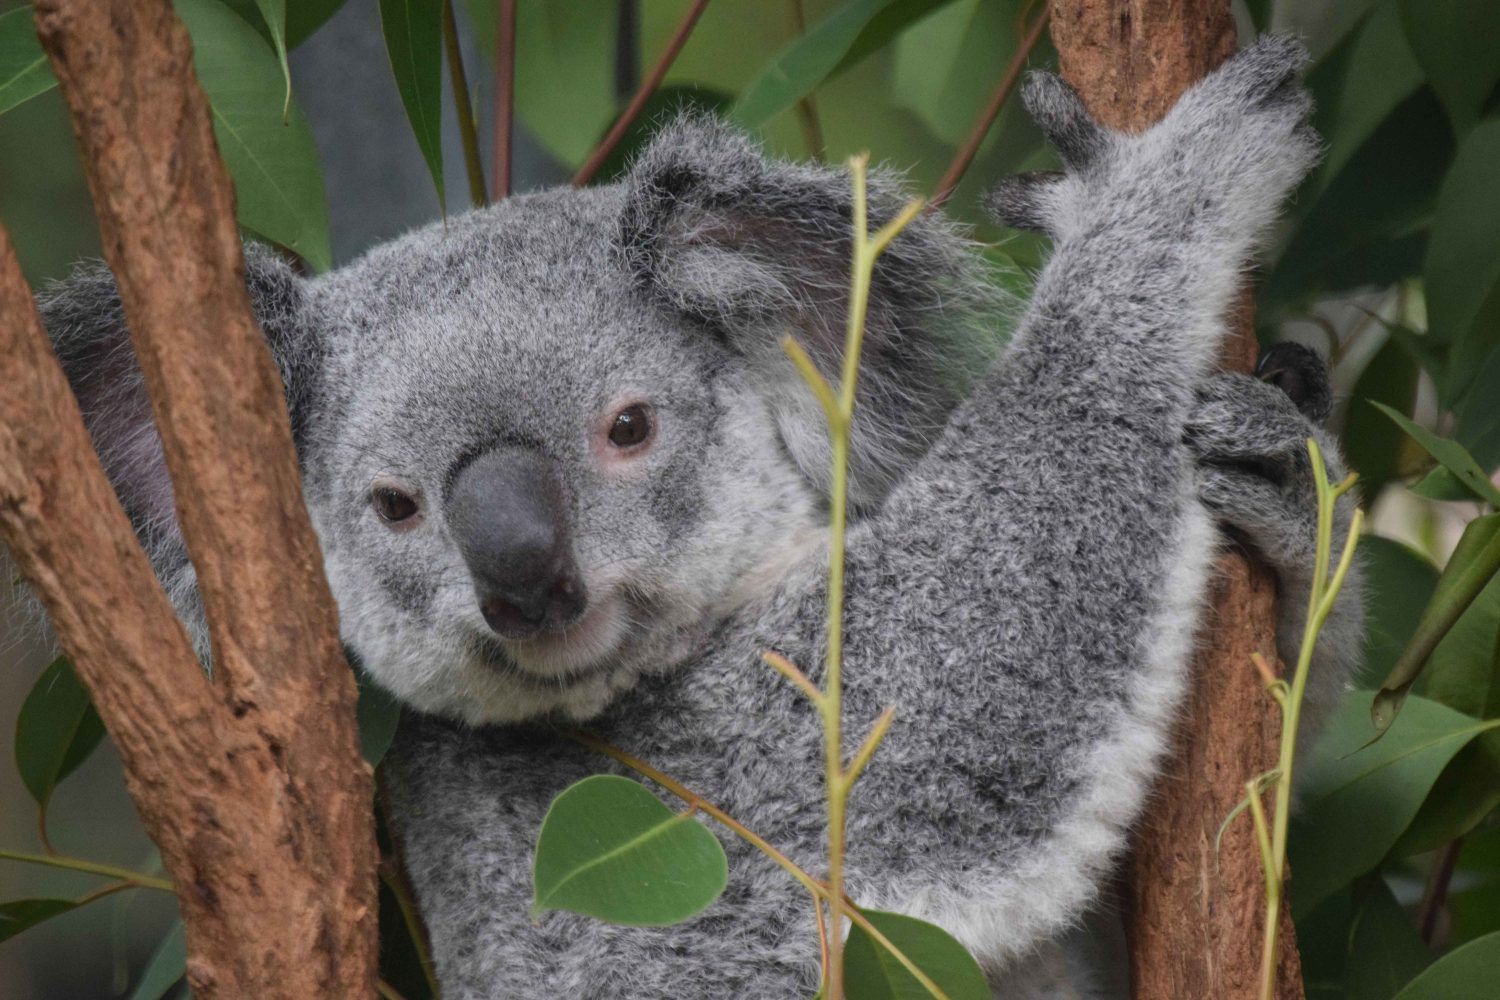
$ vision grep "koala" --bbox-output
[34,35,1360,1000]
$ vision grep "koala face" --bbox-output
[47,118,1000,725]
[303,188,827,721]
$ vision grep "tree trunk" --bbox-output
[1046,2,1304,997]
[0,2,378,995]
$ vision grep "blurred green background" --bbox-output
[3,0,1500,996]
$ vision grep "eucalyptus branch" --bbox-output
[443,0,487,207]
[490,0,516,198]
[0,847,175,892]
[573,0,712,187]
[1227,438,1363,1000]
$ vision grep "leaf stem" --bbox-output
[490,0,516,198]
[379,857,440,999]
[929,9,1049,209]
[442,0,488,207]
[573,0,713,186]
[0,847,174,892]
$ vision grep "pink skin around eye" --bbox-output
[591,400,655,469]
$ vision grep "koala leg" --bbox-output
[1185,345,1365,739]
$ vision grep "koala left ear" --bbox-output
[617,114,1001,509]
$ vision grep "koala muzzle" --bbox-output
[446,447,587,640]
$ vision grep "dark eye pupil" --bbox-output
[374,487,418,523]
[608,405,651,448]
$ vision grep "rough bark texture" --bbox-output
[0,2,378,995]
[1047,2,1304,997]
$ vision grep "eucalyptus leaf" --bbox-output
[1358,536,1439,689]
[176,0,332,271]
[15,657,106,815]
[1454,343,1500,473]
[1373,513,1500,732]
[531,775,727,926]
[1425,120,1500,402]
[843,909,990,1000]
[1344,340,1420,498]
[0,898,79,945]
[1390,929,1500,1000]
[0,7,55,117]
[251,0,290,119]
[891,0,1016,145]
[1345,877,1432,1000]
[731,0,908,130]
[1398,0,1500,137]
[129,919,186,1000]
[1290,693,1500,916]
[1372,403,1500,508]
[513,0,617,167]
[379,0,445,213]
[356,676,402,766]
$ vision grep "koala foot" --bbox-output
[987,35,1320,250]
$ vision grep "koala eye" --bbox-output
[372,483,421,527]
[607,403,654,449]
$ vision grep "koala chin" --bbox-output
[40,37,1364,999]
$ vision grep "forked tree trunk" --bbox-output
[0,1,378,995]
[1046,2,1305,997]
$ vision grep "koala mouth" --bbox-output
[469,594,631,687]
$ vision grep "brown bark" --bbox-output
[0,1,377,995]
[1047,2,1303,997]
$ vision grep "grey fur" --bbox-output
[33,36,1361,998]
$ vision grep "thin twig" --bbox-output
[845,707,896,786]
[788,0,826,159]
[763,650,824,705]
[443,0,487,207]
[1417,838,1463,946]
[379,857,440,997]
[0,847,175,891]
[929,10,1049,210]
[812,890,831,989]
[573,0,712,186]
[491,0,517,198]
[375,979,408,1000]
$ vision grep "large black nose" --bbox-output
[446,448,587,639]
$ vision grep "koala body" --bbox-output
[38,37,1360,999]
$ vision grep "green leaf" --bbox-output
[1358,536,1439,689]
[176,0,332,271]
[891,0,1016,145]
[1345,877,1432,1000]
[531,775,727,926]
[512,0,617,168]
[830,0,959,80]
[1372,403,1500,508]
[731,0,908,130]
[0,7,56,116]
[1390,929,1500,1000]
[1289,693,1500,916]
[287,0,349,46]
[0,898,79,945]
[1399,0,1500,137]
[1455,343,1500,473]
[1426,121,1500,402]
[15,657,107,814]
[129,918,186,1000]
[1389,734,1500,858]
[1344,340,1421,498]
[379,0,445,213]
[356,676,402,766]
[843,909,990,1000]
[1374,513,1500,731]
[250,0,290,119]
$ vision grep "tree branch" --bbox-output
[572,0,712,187]
[3,1,378,994]
[491,0,516,198]
[1046,2,1304,997]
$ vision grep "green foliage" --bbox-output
[13,657,105,821]
[1291,694,1500,917]
[841,909,989,1000]
[531,775,728,926]
[356,676,403,766]
[0,898,80,946]
[129,919,186,1000]
[379,0,446,213]
[0,8,56,115]
[1390,929,1500,999]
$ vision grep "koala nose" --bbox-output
[446,447,587,640]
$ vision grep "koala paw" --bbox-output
[1185,350,1344,575]
[988,36,1320,246]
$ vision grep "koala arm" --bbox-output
[385,37,1323,997]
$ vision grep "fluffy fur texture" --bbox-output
[36,36,1363,998]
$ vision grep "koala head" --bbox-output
[43,118,1000,724]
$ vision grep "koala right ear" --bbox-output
[616,115,1003,509]
[38,245,321,581]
